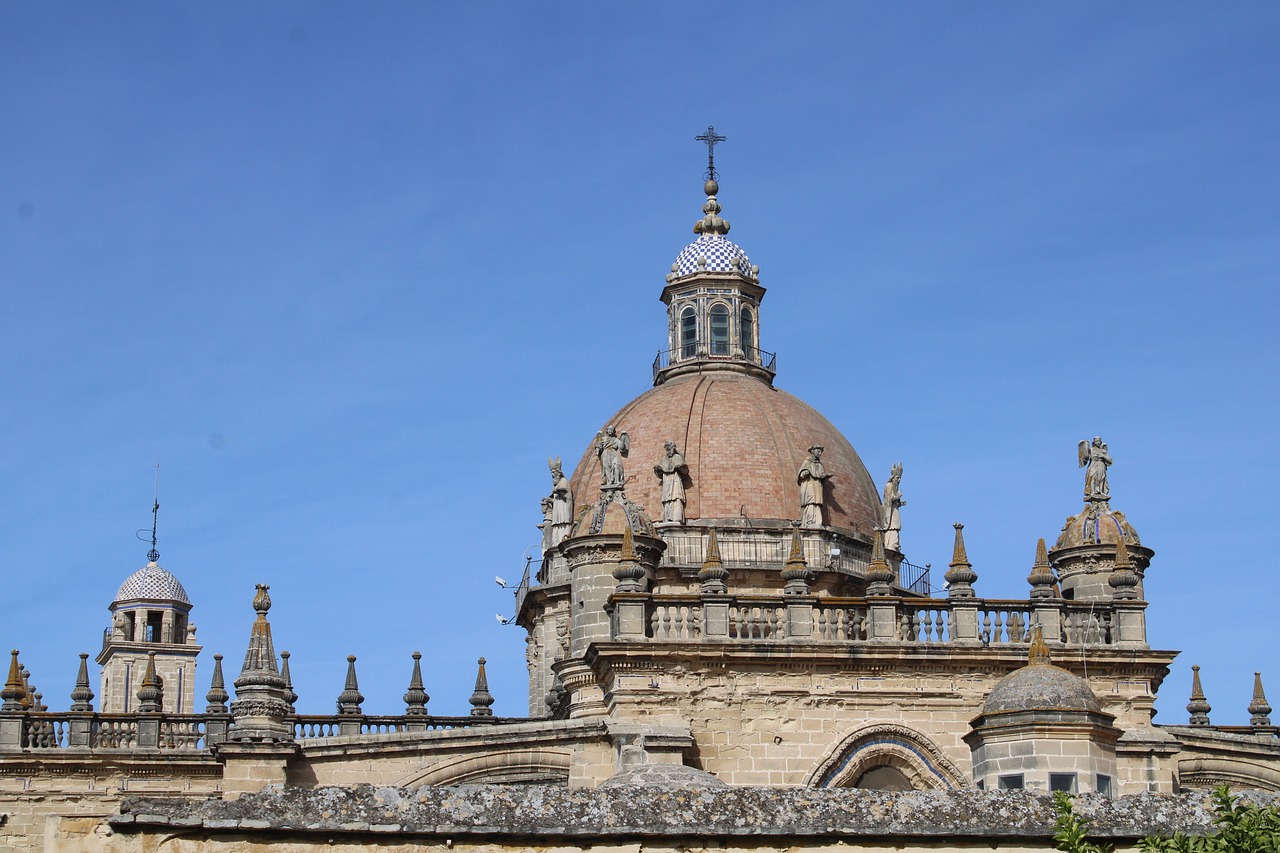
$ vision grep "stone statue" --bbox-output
[548,458,574,546]
[797,445,830,528]
[538,496,554,553]
[595,426,630,490]
[653,440,689,524]
[881,462,905,551]
[1078,437,1112,503]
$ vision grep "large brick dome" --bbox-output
[569,370,882,535]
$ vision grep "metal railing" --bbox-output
[653,346,777,381]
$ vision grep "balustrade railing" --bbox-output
[290,714,526,739]
[0,710,527,754]
[814,604,868,641]
[617,593,1131,649]
[659,531,868,576]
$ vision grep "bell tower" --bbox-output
[95,497,201,713]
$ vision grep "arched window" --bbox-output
[710,304,730,355]
[680,308,697,359]
[740,307,754,358]
[853,766,914,791]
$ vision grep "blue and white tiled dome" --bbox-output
[674,235,754,278]
[115,562,191,606]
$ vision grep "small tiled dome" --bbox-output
[983,662,1101,715]
[674,235,754,278]
[1054,506,1141,549]
[114,561,191,606]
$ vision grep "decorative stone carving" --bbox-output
[881,463,905,551]
[539,497,554,553]
[548,458,574,546]
[797,445,829,528]
[595,427,630,490]
[112,610,127,640]
[1187,665,1211,725]
[653,441,689,524]
[1078,436,1112,504]
[469,658,494,716]
[943,523,977,598]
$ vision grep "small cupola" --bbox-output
[655,128,773,386]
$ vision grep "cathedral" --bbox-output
[2,142,1279,851]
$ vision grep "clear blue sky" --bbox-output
[2,3,1277,725]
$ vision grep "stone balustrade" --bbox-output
[612,593,1145,649]
[0,711,526,754]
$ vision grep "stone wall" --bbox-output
[93,785,1271,853]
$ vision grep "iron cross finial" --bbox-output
[695,125,727,181]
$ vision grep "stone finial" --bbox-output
[944,523,978,598]
[865,528,895,596]
[781,524,813,595]
[698,529,729,594]
[20,667,33,710]
[404,651,429,715]
[337,656,364,715]
[612,526,647,592]
[1027,538,1059,599]
[1187,665,1212,726]
[280,651,298,714]
[230,585,292,741]
[1249,672,1272,728]
[70,653,95,712]
[206,654,229,714]
[1,650,26,712]
[32,691,46,713]
[137,653,162,713]
[1107,538,1140,600]
[1027,626,1052,667]
[469,657,495,717]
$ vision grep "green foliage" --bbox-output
[1137,786,1280,853]
[1054,785,1280,853]
[1053,791,1115,853]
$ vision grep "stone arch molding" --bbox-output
[395,748,571,787]
[805,724,969,790]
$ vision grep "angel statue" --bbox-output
[881,462,905,551]
[596,426,630,490]
[1078,436,1112,503]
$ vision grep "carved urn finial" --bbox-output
[1249,672,1272,728]
[698,528,729,594]
[253,584,272,615]
[1187,665,1212,726]
[469,658,495,717]
[1027,538,1059,599]
[944,523,978,598]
